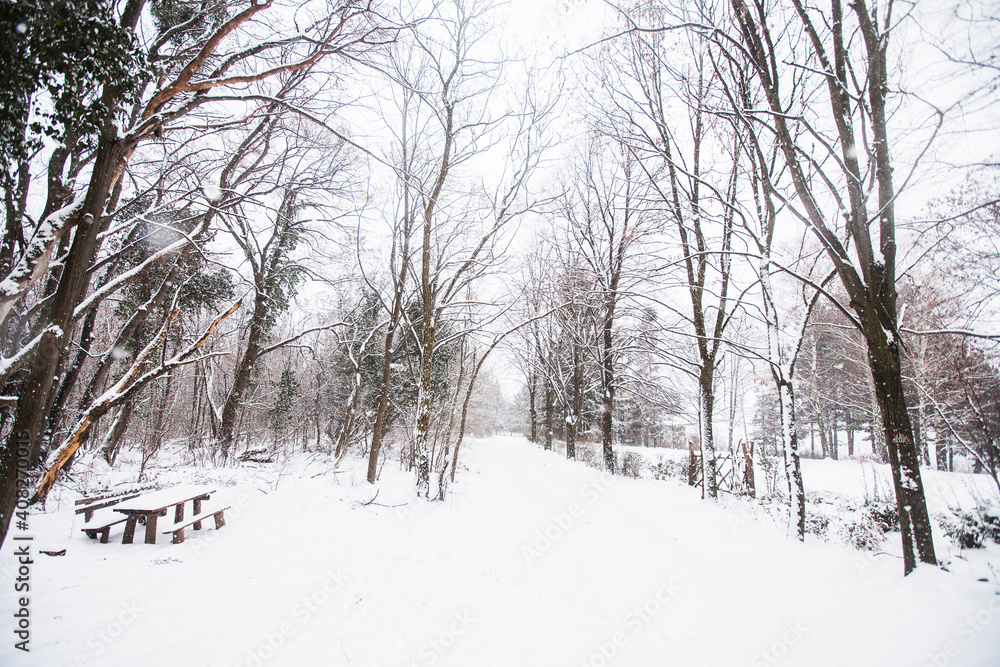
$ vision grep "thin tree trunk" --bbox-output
[829,413,839,461]
[600,310,616,473]
[528,371,537,443]
[779,381,805,540]
[543,378,554,451]
[100,400,135,466]
[218,298,265,461]
[699,370,718,499]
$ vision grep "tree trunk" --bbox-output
[600,312,616,473]
[100,400,135,466]
[413,316,435,497]
[1,127,131,543]
[543,378,554,451]
[829,413,839,461]
[528,371,537,443]
[566,342,583,461]
[699,367,718,499]
[44,306,99,449]
[218,297,266,460]
[779,381,806,541]
[870,380,887,462]
[867,340,937,573]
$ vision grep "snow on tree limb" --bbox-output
[0,200,85,328]
[30,300,241,504]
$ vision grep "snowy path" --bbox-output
[3,436,999,666]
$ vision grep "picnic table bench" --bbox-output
[75,487,153,521]
[161,505,230,543]
[113,485,220,545]
[76,486,156,543]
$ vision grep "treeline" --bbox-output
[0,0,540,548]
[0,0,996,577]
[493,0,999,576]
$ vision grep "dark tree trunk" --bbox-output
[218,296,266,460]
[566,342,583,461]
[366,322,396,483]
[0,127,131,544]
[528,371,537,443]
[45,306,99,444]
[829,414,839,461]
[600,309,616,474]
[413,312,436,496]
[543,378,553,451]
[102,400,135,466]
[867,338,937,573]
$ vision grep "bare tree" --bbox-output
[591,11,744,498]
[713,0,938,571]
[371,0,551,496]
[216,113,355,460]
[0,0,389,548]
[560,138,657,473]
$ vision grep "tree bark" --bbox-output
[779,381,806,540]
[699,367,718,499]
[600,305,616,473]
[218,294,266,460]
[867,336,937,573]
[543,377,554,451]
[528,371,537,443]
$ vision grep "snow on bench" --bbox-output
[81,508,130,544]
[75,489,150,522]
[161,506,230,544]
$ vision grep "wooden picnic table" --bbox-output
[114,485,216,545]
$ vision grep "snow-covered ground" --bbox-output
[3,436,999,666]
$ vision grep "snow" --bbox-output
[798,457,997,516]
[0,196,82,299]
[203,183,223,203]
[3,437,999,666]
[111,485,216,512]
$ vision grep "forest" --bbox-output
[0,0,998,585]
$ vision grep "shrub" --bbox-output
[838,501,898,551]
[805,512,830,539]
[619,451,644,479]
[940,504,1000,549]
[840,512,886,551]
[650,458,685,482]
[864,500,899,533]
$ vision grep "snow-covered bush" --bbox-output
[838,501,898,551]
[805,512,830,539]
[756,455,783,500]
[840,512,886,551]
[650,458,685,482]
[863,500,899,534]
[575,443,603,469]
[939,504,1000,549]
[618,451,644,478]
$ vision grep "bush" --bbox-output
[837,501,898,552]
[618,451,644,479]
[805,512,829,539]
[864,500,899,533]
[940,504,1000,549]
[840,512,886,551]
[650,458,685,482]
